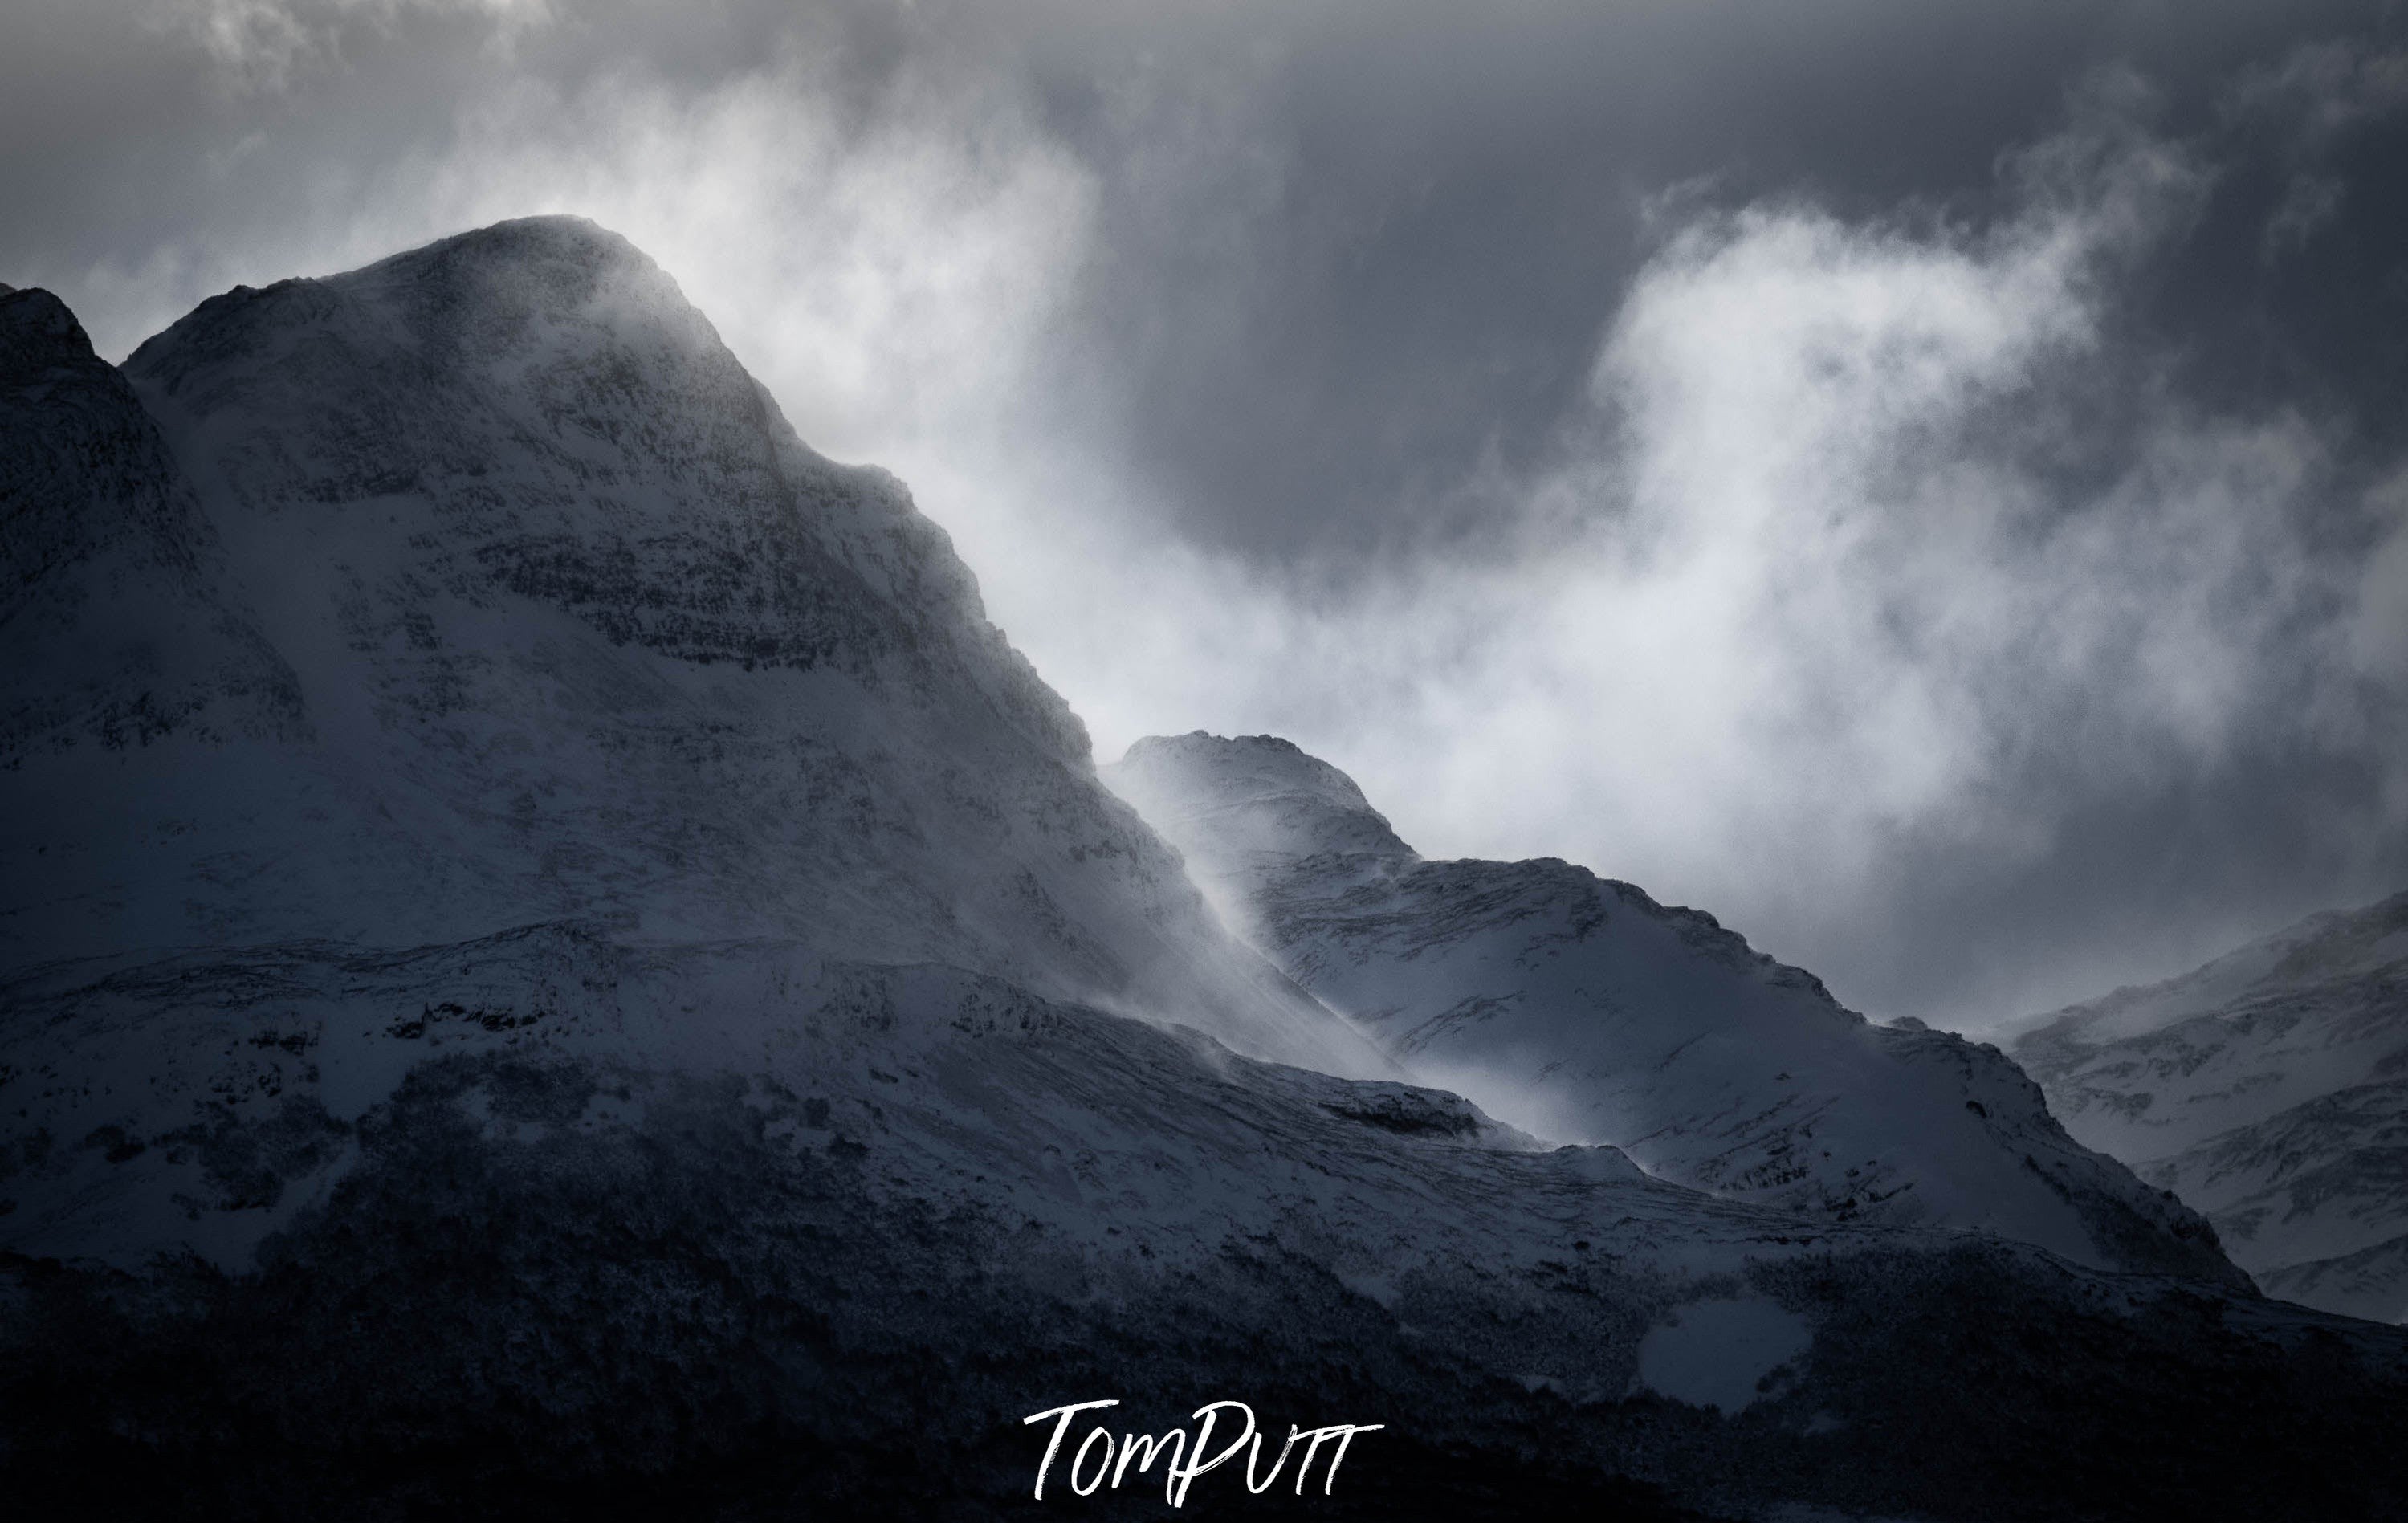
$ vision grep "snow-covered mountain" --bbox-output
[2,221,1380,1084]
[2013,890,2408,1324]
[3,223,2405,1518]
[1105,731,2238,1284]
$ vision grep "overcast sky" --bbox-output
[8,0,2407,1028]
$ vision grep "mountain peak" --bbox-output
[126,214,705,402]
[403,211,642,264]
[1110,731,1414,864]
[116,214,993,697]
[4,222,1381,1081]
[2,285,98,377]
[342,214,669,320]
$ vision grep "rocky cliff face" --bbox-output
[2,223,2403,1520]
[1106,731,2240,1285]
[2015,890,2408,1324]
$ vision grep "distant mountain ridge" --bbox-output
[2015,889,2408,1323]
[1106,731,2239,1284]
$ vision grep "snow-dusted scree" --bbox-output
[3,226,2407,1519]
[2015,890,2408,1325]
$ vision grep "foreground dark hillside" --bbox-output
[6,958,2406,1521]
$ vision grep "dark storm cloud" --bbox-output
[1004,0,2401,566]
[4,0,2405,1027]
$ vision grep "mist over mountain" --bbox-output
[9,2,2408,1035]
[3,221,2406,1518]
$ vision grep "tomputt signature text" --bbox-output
[1024,1399,1383,1507]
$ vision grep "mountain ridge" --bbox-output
[1106,730,2239,1285]
[2015,887,2408,1322]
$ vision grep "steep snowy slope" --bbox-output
[0,218,1379,1080]
[1106,732,2236,1283]
[2015,890,2408,1323]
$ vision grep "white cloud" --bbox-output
[950,92,2396,1022]
[399,61,1098,466]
